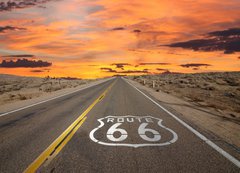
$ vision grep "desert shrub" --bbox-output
[225,78,238,86]
[18,94,27,100]
[60,83,67,89]
[224,92,235,98]
[9,94,16,100]
[205,86,215,90]
[50,86,61,91]
[41,85,51,92]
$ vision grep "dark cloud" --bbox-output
[133,29,141,33]
[156,68,168,71]
[180,63,211,68]
[208,28,240,37]
[111,27,125,31]
[111,63,130,69]
[0,0,53,12]
[30,69,44,73]
[0,58,52,68]
[100,67,149,74]
[139,62,170,65]
[2,54,34,58]
[0,26,26,33]
[100,67,117,73]
[193,68,199,71]
[168,28,240,54]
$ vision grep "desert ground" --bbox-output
[0,74,96,110]
[127,72,240,148]
[129,72,240,121]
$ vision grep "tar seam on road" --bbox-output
[0,78,114,117]
[124,78,240,168]
[24,81,116,173]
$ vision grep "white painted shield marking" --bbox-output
[106,123,128,141]
[89,115,178,148]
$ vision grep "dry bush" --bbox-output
[18,94,27,100]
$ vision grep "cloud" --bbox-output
[0,26,26,33]
[111,27,125,31]
[139,62,170,65]
[133,29,141,33]
[192,68,199,70]
[156,68,168,71]
[2,54,34,58]
[30,69,44,72]
[100,67,117,72]
[208,28,240,37]
[180,63,211,68]
[30,68,50,73]
[100,67,149,74]
[0,58,52,68]
[0,0,53,12]
[168,28,240,54]
[111,63,130,69]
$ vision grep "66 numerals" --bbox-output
[106,123,161,142]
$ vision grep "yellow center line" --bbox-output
[24,80,116,173]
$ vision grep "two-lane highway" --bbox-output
[0,77,239,172]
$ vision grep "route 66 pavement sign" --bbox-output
[89,115,178,148]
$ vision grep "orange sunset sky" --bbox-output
[0,0,240,78]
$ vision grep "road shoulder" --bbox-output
[126,78,240,159]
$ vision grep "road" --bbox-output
[0,77,239,173]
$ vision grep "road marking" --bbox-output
[89,115,178,147]
[0,78,114,117]
[24,81,116,173]
[124,78,240,168]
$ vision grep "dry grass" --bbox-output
[0,74,93,105]
[129,72,240,122]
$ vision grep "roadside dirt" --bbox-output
[0,74,109,113]
[127,73,240,150]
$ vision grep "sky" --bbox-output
[0,0,240,78]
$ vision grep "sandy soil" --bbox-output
[0,74,108,113]
[127,72,240,149]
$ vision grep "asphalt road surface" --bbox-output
[0,77,239,173]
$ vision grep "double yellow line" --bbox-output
[24,81,116,173]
